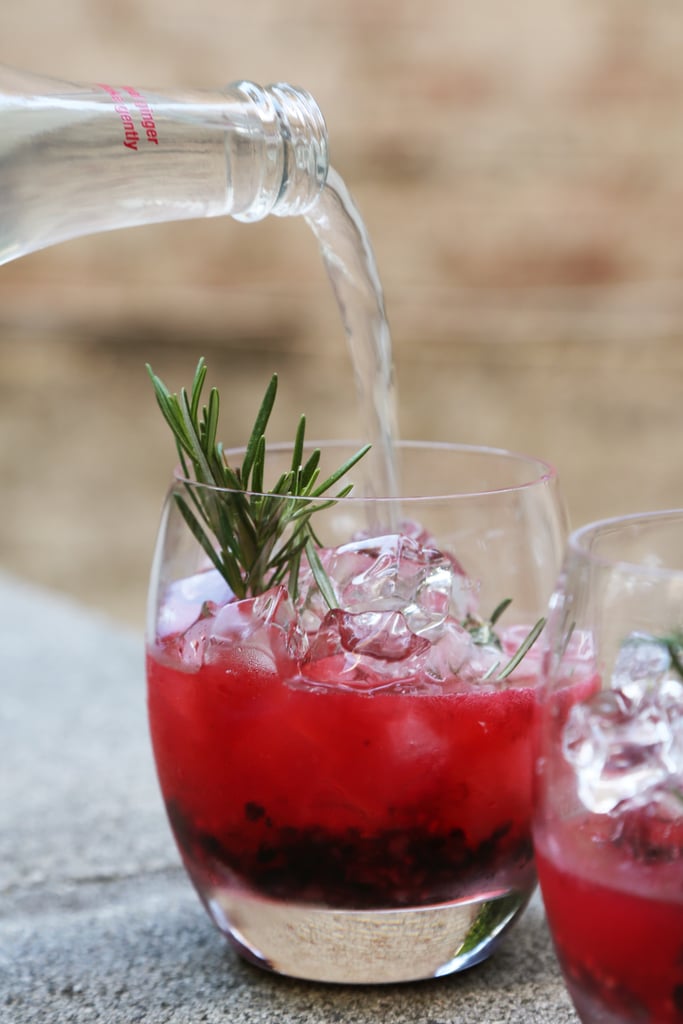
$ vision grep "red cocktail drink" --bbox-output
[147,584,537,913]
[536,813,683,1023]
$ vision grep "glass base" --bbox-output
[204,885,533,984]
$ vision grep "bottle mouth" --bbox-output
[265,82,329,216]
[227,80,329,221]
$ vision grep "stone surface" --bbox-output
[0,574,578,1023]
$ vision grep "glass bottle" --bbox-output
[0,66,328,265]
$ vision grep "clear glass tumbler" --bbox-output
[146,441,567,983]
[534,509,683,1023]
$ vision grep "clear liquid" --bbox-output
[305,167,400,504]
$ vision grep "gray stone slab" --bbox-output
[0,573,176,891]
[0,574,578,1023]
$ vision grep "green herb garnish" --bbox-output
[661,631,683,680]
[147,358,370,603]
[463,597,512,649]
[468,602,546,682]
[496,617,546,680]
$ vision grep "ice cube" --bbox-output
[612,632,672,705]
[655,675,683,777]
[395,521,476,619]
[169,606,216,671]
[563,689,678,814]
[296,530,476,634]
[166,585,307,674]
[300,607,434,692]
[334,608,430,661]
[206,585,308,672]
[319,532,435,612]
[404,561,457,637]
[335,534,412,609]
[299,605,506,695]
[421,618,499,689]
[158,569,232,638]
[355,519,469,580]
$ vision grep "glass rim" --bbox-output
[568,507,683,578]
[171,439,558,501]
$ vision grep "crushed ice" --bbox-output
[295,528,508,692]
[296,529,477,637]
[163,524,541,693]
[167,584,307,674]
[563,631,683,815]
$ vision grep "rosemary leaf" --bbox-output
[305,537,337,610]
[310,444,372,497]
[490,597,513,626]
[496,618,546,681]
[291,415,306,478]
[242,373,278,486]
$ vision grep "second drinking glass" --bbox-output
[534,509,683,1022]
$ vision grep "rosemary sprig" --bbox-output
[147,358,370,603]
[467,601,546,682]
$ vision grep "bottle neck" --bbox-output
[0,67,329,263]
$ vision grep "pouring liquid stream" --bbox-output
[305,167,401,512]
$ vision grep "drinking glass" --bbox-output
[146,440,567,983]
[534,509,683,1023]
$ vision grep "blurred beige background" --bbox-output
[2,1,683,627]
